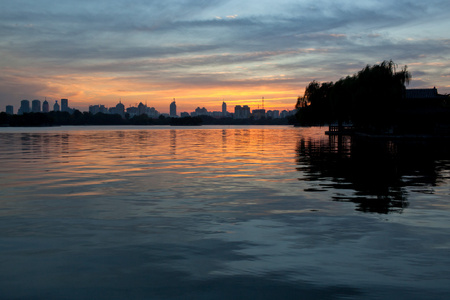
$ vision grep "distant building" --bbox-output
[170,99,177,117]
[119,102,159,118]
[115,101,125,117]
[404,86,449,110]
[61,99,69,112]
[138,102,146,115]
[126,106,139,117]
[180,112,190,117]
[18,100,30,115]
[192,107,208,116]
[234,105,242,118]
[280,109,296,118]
[234,105,251,119]
[266,110,280,119]
[405,87,441,99]
[109,101,126,117]
[360,87,450,136]
[404,87,449,106]
[222,101,227,115]
[6,105,14,115]
[31,99,41,113]
[42,100,49,113]
[53,100,60,112]
[146,106,159,118]
[211,111,224,118]
[89,104,107,115]
[252,109,266,120]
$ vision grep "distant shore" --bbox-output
[0,111,296,127]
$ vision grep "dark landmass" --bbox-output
[295,60,450,136]
[0,111,296,127]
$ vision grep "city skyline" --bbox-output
[3,97,294,118]
[1,1,450,113]
[3,96,293,115]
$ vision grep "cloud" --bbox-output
[1,0,450,112]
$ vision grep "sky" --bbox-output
[1,0,450,114]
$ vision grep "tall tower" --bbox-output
[32,99,41,112]
[115,101,125,117]
[170,99,177,117]
[61,99,68,112]
[53,100,60,112]
[6,105,14,115]
[222,101,227,115]
[234,105,242,119]
[138,102,146,115]
[19,100,30,115]
[42,100,49,113]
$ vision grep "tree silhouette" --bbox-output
[296,60,411,129]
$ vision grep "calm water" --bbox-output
[0,125,449,299]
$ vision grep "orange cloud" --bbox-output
[1,62,301,113]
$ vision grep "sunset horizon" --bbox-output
[1,1,450,297]
[2,1,449,114]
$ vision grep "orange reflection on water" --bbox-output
[0,126,310,204]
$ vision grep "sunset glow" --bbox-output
[1,1,450,113]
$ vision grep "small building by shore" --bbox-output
[326,87,450,138]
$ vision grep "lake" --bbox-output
[0,125,449,299]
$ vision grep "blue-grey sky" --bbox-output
[1,0,449,113]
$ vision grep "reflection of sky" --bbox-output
[1,1,450,112]
[205,216,450,289]
[0,126,450,299]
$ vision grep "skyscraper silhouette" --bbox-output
[170,99,177,117]
[42,100,49,113]
[222,101,227,115]
[53,100,60,112]
[18,100,30,115]
[6,105,14,115]
[32,99,41,113]
[61,99,68,112]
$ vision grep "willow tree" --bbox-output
[295,80,334,125]
[350,60,411,129]
[295,60,411,128]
